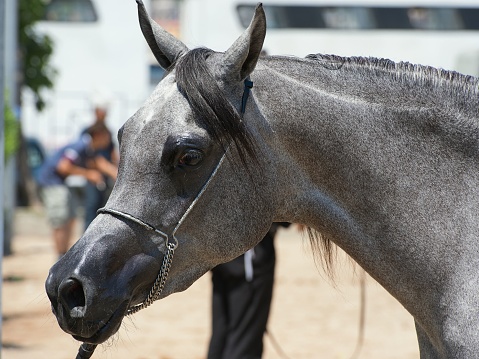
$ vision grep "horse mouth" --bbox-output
[71,302,129,345]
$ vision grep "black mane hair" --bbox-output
[173,48,258,165]
[306,53,479,113]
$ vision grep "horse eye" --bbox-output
[177,149,203,167]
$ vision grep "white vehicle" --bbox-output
[21,0,150,154]
[180,0,479,76]
[24,0,479,154]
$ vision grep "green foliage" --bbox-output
[4,95,19,161]
[19,0,56,112]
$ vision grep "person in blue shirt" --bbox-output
[37,122,117,258]
[83,104,119,230]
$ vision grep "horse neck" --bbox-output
[250,55,479,324]
[257,55,478,113]
[252,55,479,243]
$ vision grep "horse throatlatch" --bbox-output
[74,79,253,359]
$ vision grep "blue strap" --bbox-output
[241,79,253,114]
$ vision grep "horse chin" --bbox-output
[69,301,129,345]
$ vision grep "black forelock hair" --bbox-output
[173,47,258,166]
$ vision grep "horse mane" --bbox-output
[306,53,479,113]
[173,47,258,165]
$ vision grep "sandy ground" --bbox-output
[3,207,420,359]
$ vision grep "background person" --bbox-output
[207,222,290,359]
[83,102,119,229]
[37,123,115,259]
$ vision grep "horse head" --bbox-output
[45,1,275,344]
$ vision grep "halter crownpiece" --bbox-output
[241,78,253,114]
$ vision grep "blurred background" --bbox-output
[2,0,479,357]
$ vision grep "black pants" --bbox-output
[207,241,275,359]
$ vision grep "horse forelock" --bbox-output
[172,47,258,166]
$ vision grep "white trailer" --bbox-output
[21,0,150,154]
[180,0,479,76]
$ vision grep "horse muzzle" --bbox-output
[45,229,163,344]
[45,271,130,344]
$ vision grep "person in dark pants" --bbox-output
[207,223,290,359]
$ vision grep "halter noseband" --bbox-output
[96,78,253,316]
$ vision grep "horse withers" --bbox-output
[46,1,479,357]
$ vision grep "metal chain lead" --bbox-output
[75,239,175,358]
[127,241,176,315]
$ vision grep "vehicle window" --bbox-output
[321,7,375,29]
[43,0,98,22]
[150,65,166,86]
[237,5,479,30]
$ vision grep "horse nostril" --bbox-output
[58,278,87,318]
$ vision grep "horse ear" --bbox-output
[221,3,266,81]
[136,0,188,69]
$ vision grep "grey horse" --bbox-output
[46,2,479,358]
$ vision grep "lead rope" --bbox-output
[75,79,253,359]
